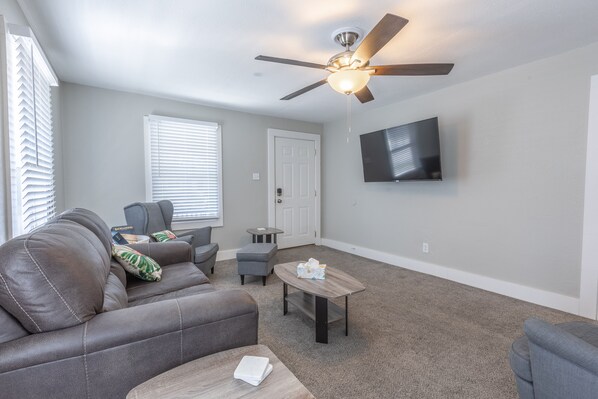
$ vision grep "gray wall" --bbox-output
[60,83,322,250]
[322,42,598,298]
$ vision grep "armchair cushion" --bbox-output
[195,243,219,263]
[151,229,177,242]
[112,245,162,282]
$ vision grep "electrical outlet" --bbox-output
[422,242,429,253]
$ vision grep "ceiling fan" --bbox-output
[255,13,454,103]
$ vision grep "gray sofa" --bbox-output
[509,318,598,399]
[0,208,258,399]
[124,200,219,275]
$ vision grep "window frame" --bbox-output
[5,23,58,237]
[143,114,223,230]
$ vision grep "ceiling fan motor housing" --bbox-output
[331,27,364,48]
[329,27,366,70]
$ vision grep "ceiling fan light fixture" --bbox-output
[327,69,370,95]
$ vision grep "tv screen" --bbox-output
[359,117,442,182]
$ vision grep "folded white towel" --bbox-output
[234,356,273,386]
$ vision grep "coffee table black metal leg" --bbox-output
[283,283,288,315]
[252,235,256,243]
[345,296,349,336]
[315,296,328,344]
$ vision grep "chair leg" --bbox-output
[211,266,214,274]
[262,276,267,286]
[240,275,245,285]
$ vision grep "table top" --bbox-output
[275,261,366,299]
[126,344,314,399]
[246,227,284,236]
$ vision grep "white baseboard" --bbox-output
[216,248,240,261]
[321,238,580,316]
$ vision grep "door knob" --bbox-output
[277,199,282,203]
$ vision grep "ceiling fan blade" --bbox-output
[351,14,409,65]
[256,55,327,70]
[281,79,328,100]
[371,63,454,76]
[354,86,374,103]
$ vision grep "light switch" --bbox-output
[252,173,260,181]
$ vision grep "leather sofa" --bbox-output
[124,200,219,275]
[0,208,258,399]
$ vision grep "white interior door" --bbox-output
[274,137,316,248]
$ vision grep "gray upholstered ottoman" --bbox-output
[236,243,278,286]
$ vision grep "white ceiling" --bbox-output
[16,0,598,123]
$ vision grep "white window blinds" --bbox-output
[144,115,222,223]
[7,28,58,235]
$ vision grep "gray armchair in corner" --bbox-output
[509,318,598,399]
[124,200,219,275]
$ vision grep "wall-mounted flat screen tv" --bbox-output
[359,117,442,182]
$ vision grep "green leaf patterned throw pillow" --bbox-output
[112,245,162,282]
[151,229,177,242]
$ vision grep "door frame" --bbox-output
[580,74,598,320]
[267,128,321,247]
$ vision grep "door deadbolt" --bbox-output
[276,188,282,196]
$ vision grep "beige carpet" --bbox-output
[210,245,587,399]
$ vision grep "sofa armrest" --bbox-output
[0,289,258,399]
[128,241,193,265]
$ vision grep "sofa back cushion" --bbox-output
[52,208,112,254]
[0,220,110,333]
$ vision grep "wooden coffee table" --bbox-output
[274,261,366,344]
[126,345,314,399]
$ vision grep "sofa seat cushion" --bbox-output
[126,262,210,303]
[195,243,219,263]
[236,243,277,262]
[509,321,598,383]
[128,284,216,307]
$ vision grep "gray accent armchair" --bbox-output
[509,318,598,399]
[124,200,219,275]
